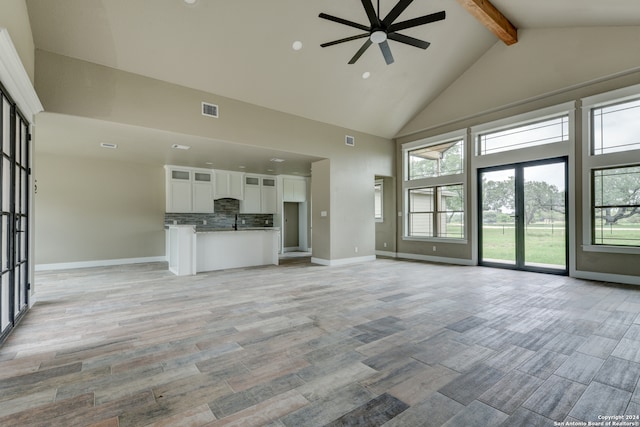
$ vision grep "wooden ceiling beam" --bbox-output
[456,0,518,45]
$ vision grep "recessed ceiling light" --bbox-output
[100,142,117,149]
[267,169,275,172]
[362,71,371,79]
[183,0,197,5]
[238,165,246,169]
[171,144,191,150]
[270,158,285,163]
[205,162,213,165]
[292,41,303,51]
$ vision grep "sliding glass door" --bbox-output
[0,85,31,346]
[479,158,568,274]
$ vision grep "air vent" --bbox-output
[345,135,355,147]
[202,102,219,118]
[100,143,118,149]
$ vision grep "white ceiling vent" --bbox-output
[202,102,219,118]
[345,135,355,147]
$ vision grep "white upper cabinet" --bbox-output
[261,178,277,213]
[283,178,306,202]
[214,170,244,200]
[241,175,261,213]
[165,166,214,213]
[240,175,278,214]
[192,172,214,213]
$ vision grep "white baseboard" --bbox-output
[396,252,475,266]
[35,256,167,272]
[571,269,640,286]
[375,250,397,258]
[311,255,376,266]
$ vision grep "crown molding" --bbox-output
[0,28,43,121]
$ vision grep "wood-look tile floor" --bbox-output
[1,258,640,426]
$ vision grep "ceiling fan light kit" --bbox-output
[319,0,446,65]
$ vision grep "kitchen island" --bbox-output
[167,225,280,276]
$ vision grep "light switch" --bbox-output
[320,211,328,217]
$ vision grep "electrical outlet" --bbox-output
[433,246,437,252]
[265,219,268,224]
[203,220,207,225]
[384,242,387,248]
[354,246,358,253]
[242,219,246,224]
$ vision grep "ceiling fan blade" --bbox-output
[379,40,395,65]
[388,11,446,32]
[319,13,370,32]
[361,0,380,27]
[349,39,373,64]
[321,33,369,48]
[388,33,430,49]
[382,0,414,26]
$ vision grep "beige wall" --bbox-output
[34,153,165,264]
[395,26,640,278]
[34,50,394,264]
[0,0,35,82]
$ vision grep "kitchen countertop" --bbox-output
[165,224,279,233]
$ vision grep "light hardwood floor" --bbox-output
[1,257,640,426]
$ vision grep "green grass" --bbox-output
[482,224,566,267]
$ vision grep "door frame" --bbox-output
[0,81,31,346]
[478,156,569,275]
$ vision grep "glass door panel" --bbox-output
[480,168,516,265]
[479,158,568,274]
[523,163,567,269]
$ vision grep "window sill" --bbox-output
[582,244,640,255]
[402,236,468,244]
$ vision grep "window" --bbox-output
[478,115,569,156]
[592,165,640,246]
[374,180,383,222]
[583,85,640,250]
[408,139,463,180]
[403,130,466,241]
[592,98,640,155]
[408,185,464,238]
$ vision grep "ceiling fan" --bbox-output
[319,0,446,65]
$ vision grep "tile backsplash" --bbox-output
[165,198,274,228]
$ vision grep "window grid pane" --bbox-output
[592,98,640,155]
[408,186,464,239]
[479,115,569,156]
[408,139,463,180]
[437,185,464,239]
[592,166,640,247]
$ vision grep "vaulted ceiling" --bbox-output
[24,0,640,172]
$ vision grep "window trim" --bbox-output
[581,84,640,254]
[402,129,467,242]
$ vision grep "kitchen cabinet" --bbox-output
[165,166,214,213]
[240,175,277,214]
[261,178,277,213]
[241,175,261,213]
[214,170,244,200]
[283,178,306,202]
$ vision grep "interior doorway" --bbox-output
[284,202,300,251]
[478,157,568,274]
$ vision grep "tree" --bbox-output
[595,166,640,225]
[481,176,564,225]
